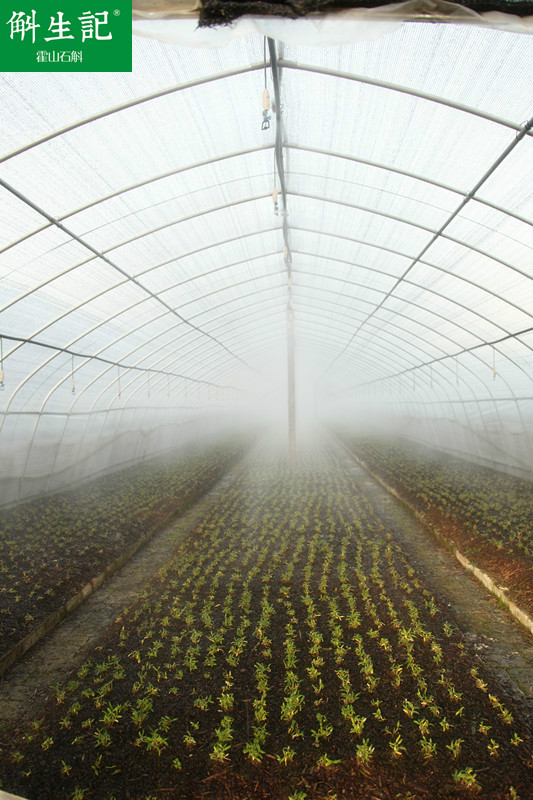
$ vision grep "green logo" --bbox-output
[2,1,131,72]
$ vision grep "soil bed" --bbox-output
[336,434,533,619]
[1,441,531,799]
[0,438,251,665]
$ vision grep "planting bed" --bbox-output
[337,435,533,619]
[0,438,250,665]
[1,442,531,800]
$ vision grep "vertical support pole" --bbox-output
[287,295,296,470]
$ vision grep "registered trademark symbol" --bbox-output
[113,8,120,14]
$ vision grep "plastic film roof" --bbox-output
[1,19,533,492]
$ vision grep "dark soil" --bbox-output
[0,438,251,663]
[338,435,533,618]
[1,441,531,800]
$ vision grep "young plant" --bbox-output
[453,767,480,791]
[355,738,375,763]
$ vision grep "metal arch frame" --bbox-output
[103,168,530,270]
[154,272,482,384]
[2,56,531,170]
[290,279,529,460]
[0,177,260,378]
[293,286,476,386]
[29,363,228,497]
[75,273,286,402]
[164,284,516,426]
[285,145,533,230]
[0,334,238,389]
[290,250,533,383]
[0,194,282,373]
[2,161,530,370]
[290,268,533,406]
[3,119,531,320]
[2,181,531,416]
[4,178,529,324]
[290,228,533,328]
[18,286,523,490]
[2,185,531,400]
[42,298,290,487]
[244,306,509,466]
[295,291,529,471]
[4,138,528,267]
[75,155,485,279]
[2,60,532,481]
[353,329,533,389]
[0,64,270,165]
[127,235,533,365]
[3,236,530,427]
[277,61,533,141]
[3,174,530,411]
[0,257,282,418]
[362,396,533,408]
[0,230,285,397]
[1,404,231,418]
[0,147,273,258]
[294,251,517,343]
[1,62,530,341]
[114,300,289,407]
[8,289,272,466]
[290,243,533,422]
[87,282,296,407]
[0,263,286,432]
[291,290,509,410]
[0,223,282,319]
[294,283,532,449]
[320,110,533,376]
[289,298,471,401]
[42,336,264,493]
[2,263,287,425]
[287,191,532,281]
[2,183,529,351]
[3,220,530,424]
[292,289,522,432]
[116,294,284,406]
[53,279,287,419]
[108,300,287,406]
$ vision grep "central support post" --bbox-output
[267,36,295,468]
[287,295,296,470]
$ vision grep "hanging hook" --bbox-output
[262,99,271,131]
[262,36,270,130]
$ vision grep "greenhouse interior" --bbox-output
[0,1,532,798]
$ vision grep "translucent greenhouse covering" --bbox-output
[1,14,532,505]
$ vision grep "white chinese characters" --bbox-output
[6,8,113,44]
[6,10,40,43]
[78,11,112,41]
